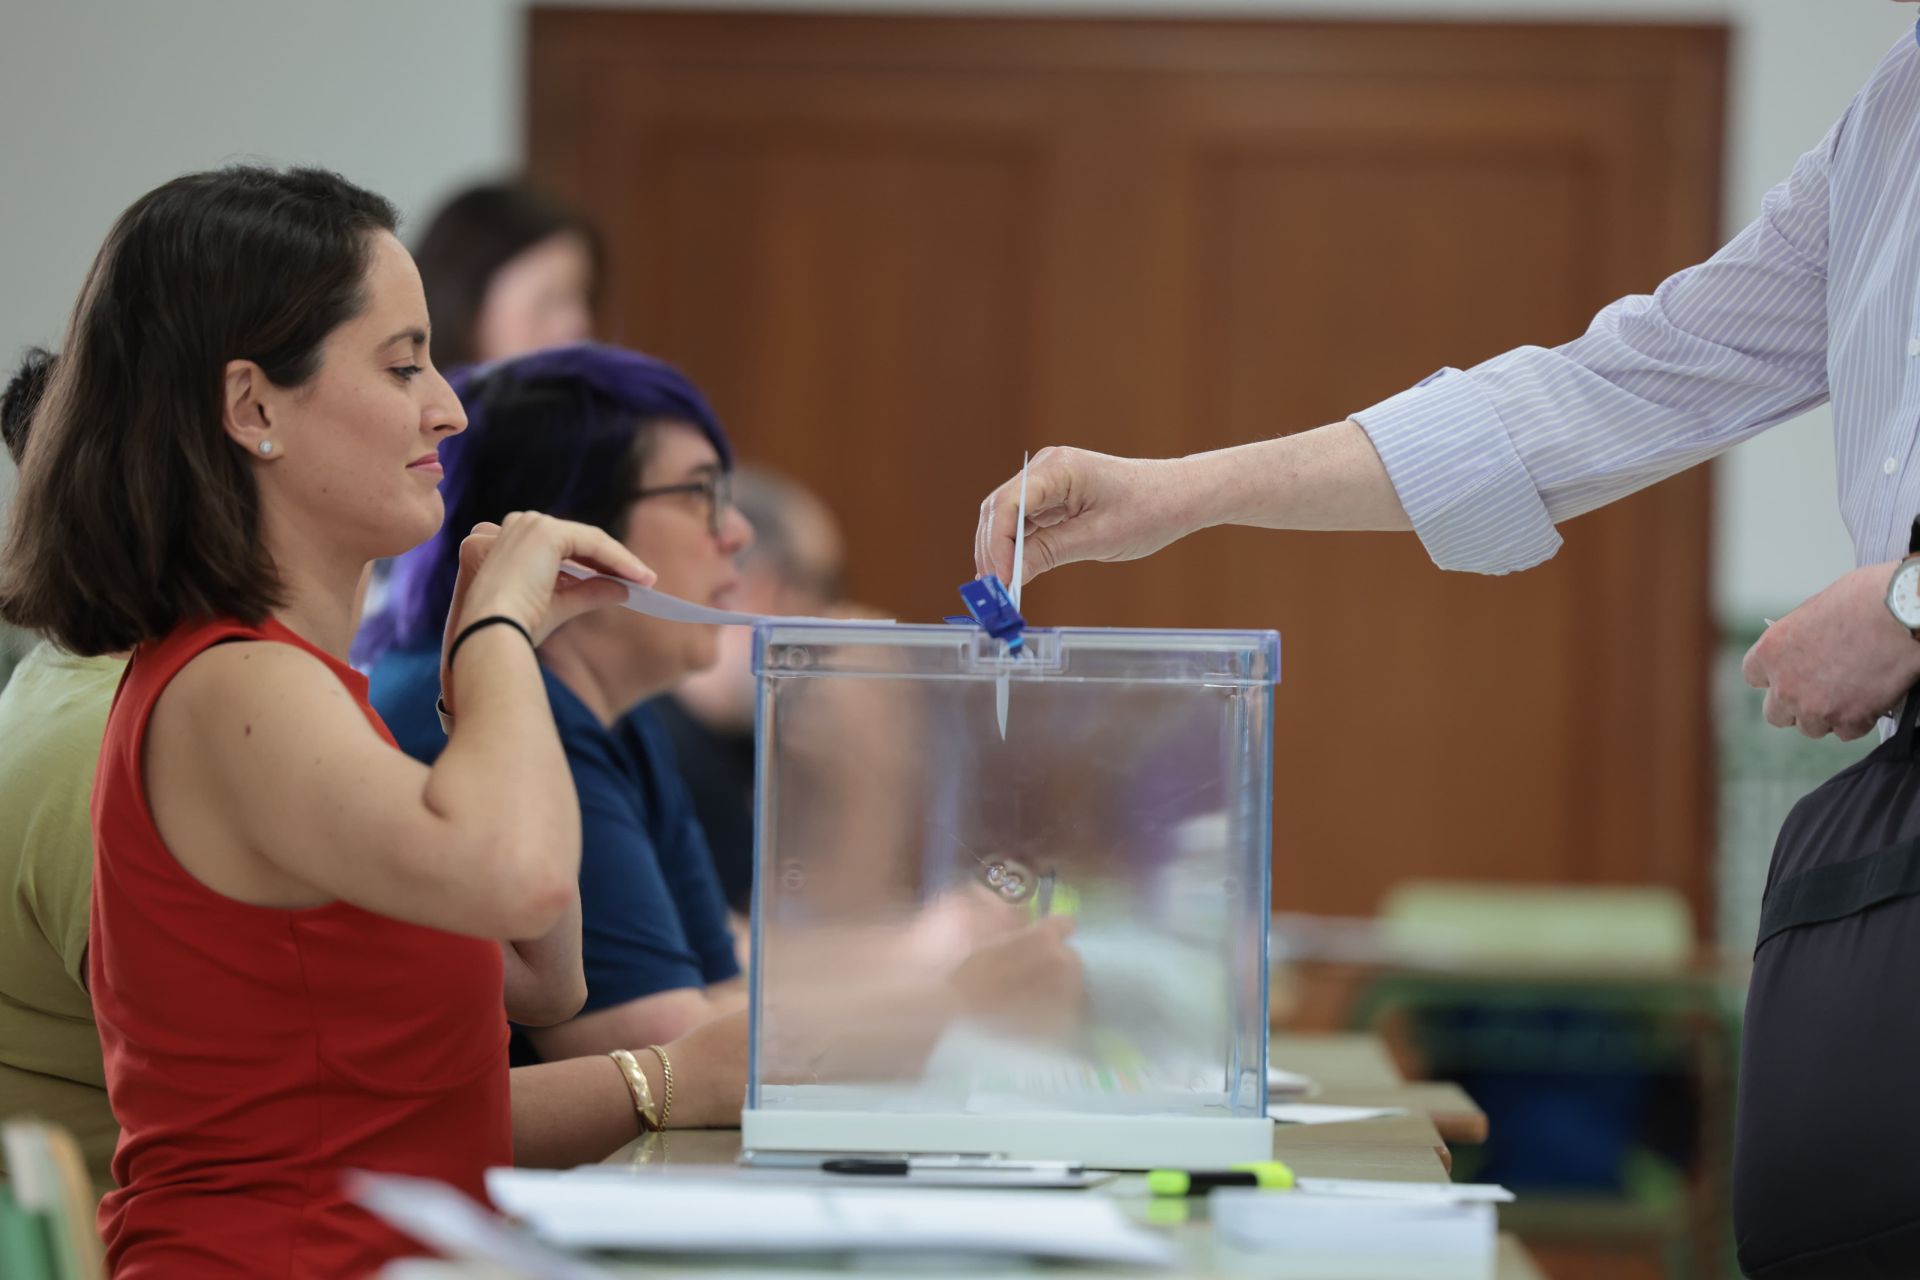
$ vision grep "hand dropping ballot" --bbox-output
[952,451,1032,739]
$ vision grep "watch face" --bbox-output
[1890,562,1920,629]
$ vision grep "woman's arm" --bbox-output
[525,985,747,1063]
[148,515,654,939]
[511,1011,749,1168]
[502,892,587,1027]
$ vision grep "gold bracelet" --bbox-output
[608,1049,661,1133]
[644,1044,674,1131]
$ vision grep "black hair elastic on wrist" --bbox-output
[445,614,535,676]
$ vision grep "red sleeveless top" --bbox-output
[90,617,510,1279]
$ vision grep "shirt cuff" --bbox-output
[1351,368,1563,575]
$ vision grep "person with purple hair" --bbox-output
[358,342,758,1061]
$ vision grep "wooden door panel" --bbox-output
[1187,148,1595,912]
[614,126,1041,618]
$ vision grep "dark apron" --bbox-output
[1734,693,1920,1276]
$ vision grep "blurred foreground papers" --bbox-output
[486,1168,1178,1268]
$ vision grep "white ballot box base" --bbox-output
[741,1108,1275,1170]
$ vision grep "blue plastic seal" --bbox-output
[956,575,1027,655]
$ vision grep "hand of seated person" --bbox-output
[945,915,1086,1041]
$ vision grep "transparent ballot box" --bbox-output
[742,621,1279,1168]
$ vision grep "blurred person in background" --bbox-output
[413,180,599,371]
[0,347,127,1196]
[654,466,846,920]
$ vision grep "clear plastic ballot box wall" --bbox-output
[742,621,1280,1168]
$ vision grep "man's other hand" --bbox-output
[1742,562,1920,740]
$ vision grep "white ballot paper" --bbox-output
[998,451,1030,739]
[558,564,887,627]
[1268,1102,1409,1125]
[1291,1178,1514,1204]
[486,1168,1177,1268]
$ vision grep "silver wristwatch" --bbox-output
[1888,518,1920,636]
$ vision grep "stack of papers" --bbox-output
[485,1169,1178,1269]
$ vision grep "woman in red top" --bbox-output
[0,166,741,1278]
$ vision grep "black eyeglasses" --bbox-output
[626,471,733,537]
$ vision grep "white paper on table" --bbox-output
[345,1172,611,1280]
[1268,1102,1408,1125]
[557,564,889,627]
[1212,1191,1497,1280]
[566,1162,1112,1191]
[486,1168,1177,1269]
[1292,1177,1515,1204]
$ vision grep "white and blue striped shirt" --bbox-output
[1355,20,1920,577]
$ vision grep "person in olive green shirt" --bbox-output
[0,643,123,1189]
[0,348,125,1192]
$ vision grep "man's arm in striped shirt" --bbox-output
[980,111,1845,588]
[1352,111,1841,575]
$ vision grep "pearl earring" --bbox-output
[258,440,274,456]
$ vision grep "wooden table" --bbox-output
[1271,1032,1490,1156]
[391,1034,1535,1280]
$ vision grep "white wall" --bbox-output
[0,0,524,501]
[0,1,521,367]
[1,0,1911,620]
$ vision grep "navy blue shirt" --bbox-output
[367,646,740,1057]
[366,645,445,765]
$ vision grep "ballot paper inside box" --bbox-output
[744,621,1280,1168]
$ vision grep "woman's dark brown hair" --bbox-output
[411,181,601,370]
[0,165,398,656]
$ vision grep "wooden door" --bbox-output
[529,12,1726,926]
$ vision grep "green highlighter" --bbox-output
[1147,1160,1295,1198]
